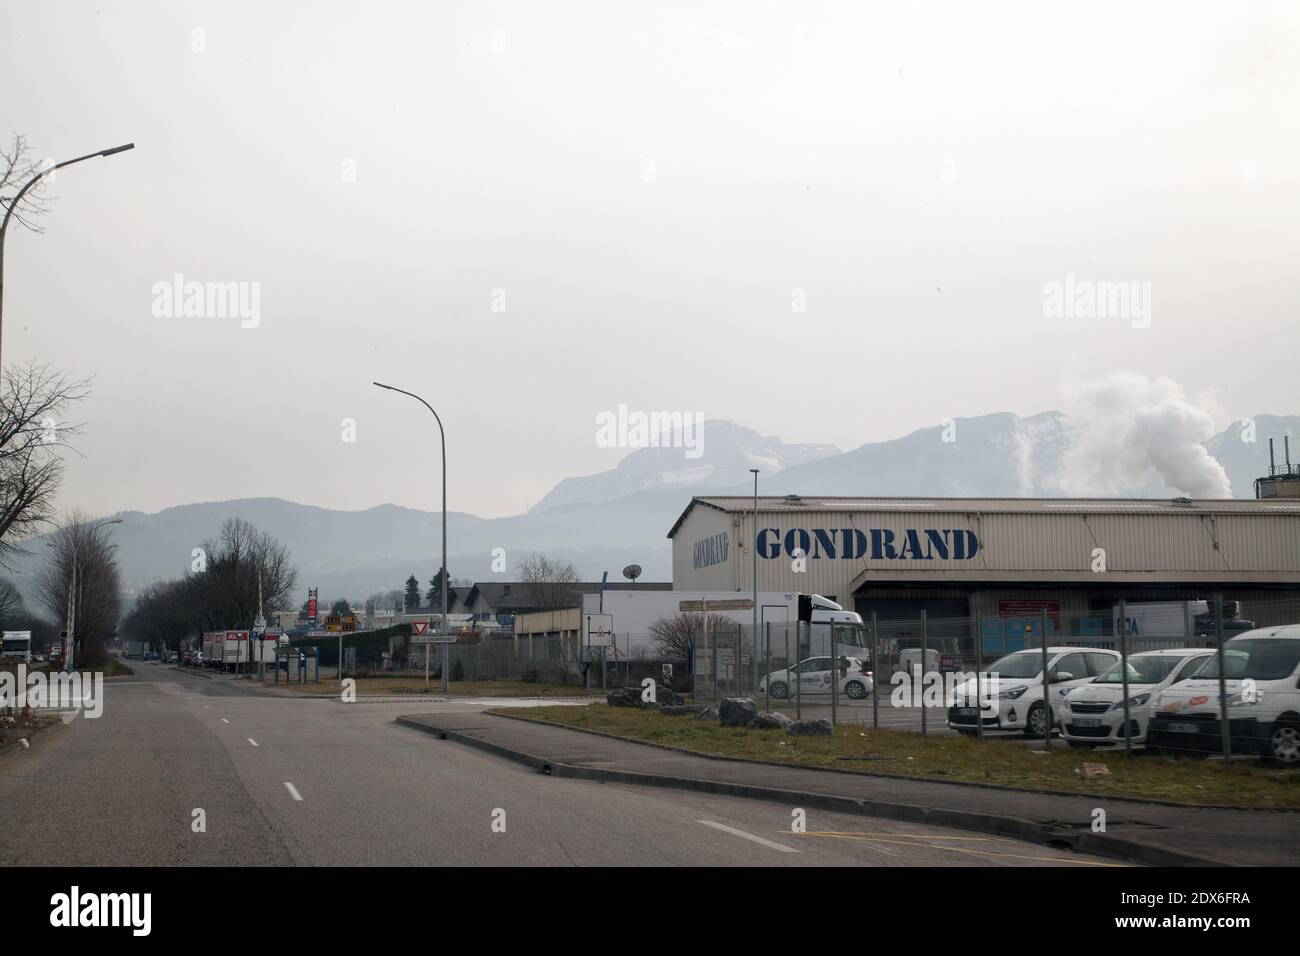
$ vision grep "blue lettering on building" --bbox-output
[756,528,979,561]
[693,532,730,570]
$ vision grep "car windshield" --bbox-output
[1096,656,1184,684]
[984,653,1043,679]
[1194,639,1300,681]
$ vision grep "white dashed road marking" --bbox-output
[697,820,798,853]
[284,782,303,801]
[221,718,230,724]
[248,738,259,747]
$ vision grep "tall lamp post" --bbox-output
[750,468,759,694]
[373,382,448,692]
[0,143,135,382]
[47,516,124,670]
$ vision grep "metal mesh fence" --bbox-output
[622,596,1300,764]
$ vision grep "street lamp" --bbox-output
[0,143,135,383]
[750,468,759,693]
[373,381,448,693]
[46,517,124,670]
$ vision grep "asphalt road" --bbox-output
[0,664,1113,867]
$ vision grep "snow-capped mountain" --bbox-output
[530,420,840,512]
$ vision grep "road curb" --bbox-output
[490,710,1299,814]
[394,715,1216,867]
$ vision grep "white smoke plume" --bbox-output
[1057,372,1232,498]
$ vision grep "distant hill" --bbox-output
[6,411,1293,610]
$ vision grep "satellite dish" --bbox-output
[622,564,642,582]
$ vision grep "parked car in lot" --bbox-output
[758,656,874,699]
[1147,625,1300,764]
[948,647,1122,737]
[1056,648,1214,749]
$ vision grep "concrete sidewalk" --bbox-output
[396,711,1300,867]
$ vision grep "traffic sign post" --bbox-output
[584,614,613,691]
[410,621,431,690]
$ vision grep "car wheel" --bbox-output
[845,680,868,700]
[1267,719,1300,765]
[770,681,788,700]
[1024,702,1051,739]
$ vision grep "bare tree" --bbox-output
[516,553,580,610]
[0,134,54,236]
[122,519,298,648]
[0,576,24,625]
[648,612,732,662]
[122,579,193,653]
[0,361,90,566]
[190,517,297,630]
[36,511,123,666]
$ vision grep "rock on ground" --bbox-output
[718,697,758,727]
[787,718,833,737]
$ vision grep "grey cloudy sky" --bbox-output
[2,1,1297,519]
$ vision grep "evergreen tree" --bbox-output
[425,568,451,608]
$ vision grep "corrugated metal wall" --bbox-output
[671,501,1300,597]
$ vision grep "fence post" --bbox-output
[1119,598,1132,755]
[830,629,838,728]
[871,612,879,730]
[783,626,790,715]
[735,628,741,698]
[920,610,928,736]
[1215,592,1231,765]
[795,622,802,721]
[1039,611,1051,750]
[765,621,771,713]
[975,611,983,742]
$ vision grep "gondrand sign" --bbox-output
[756,528,980,561]
[693,532,730,570]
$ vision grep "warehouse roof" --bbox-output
[667,494,1300,538]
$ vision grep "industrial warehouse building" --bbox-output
[668,495,1300,650]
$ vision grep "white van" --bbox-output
[1147,625,1300,763]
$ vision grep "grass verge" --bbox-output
[497,703,1300,809]
[259,676,601,698]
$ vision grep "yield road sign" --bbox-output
[412,621,429,637]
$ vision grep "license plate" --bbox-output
[1073,717,1102,728]
[954,707,978,717]
[1168,722,1200,734]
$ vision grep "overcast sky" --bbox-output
[2,1,1297,519]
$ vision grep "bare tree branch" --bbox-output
[0,133,55,234]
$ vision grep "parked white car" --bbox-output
[1147,625,1300,764]
[758,656,874,700]
[948,647,1122,737]
[1056,648,1213,749]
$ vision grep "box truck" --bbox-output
[1113,600,1255,641]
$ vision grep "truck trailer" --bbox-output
[579,590,869,659]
